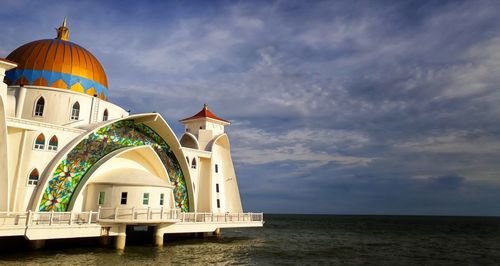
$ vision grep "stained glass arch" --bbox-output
[34,133,45,150]
[38,119,190,212]
[48,135,58,151]
[28,168,39,185]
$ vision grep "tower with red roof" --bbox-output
[179,104,242,214]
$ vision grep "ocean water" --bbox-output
[0,214,499,265]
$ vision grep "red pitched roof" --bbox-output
[180,104,230,123]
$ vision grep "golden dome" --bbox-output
[5,19,109,100]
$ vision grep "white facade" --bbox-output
[0,23,261,249]
[0,57,244,219]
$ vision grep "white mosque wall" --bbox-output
[0,64,242,217]
[7,85,128,127]
[84,184,173,211]
[6,124,81,211]
[197,156,213,212]
[211,134,243,213]
[181,146,214,213]
[0,60,16,211]
[70,145,174,212]
[0,84,8,211]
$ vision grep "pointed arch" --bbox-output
[191,157,197,169]
[33,116,192,212]
[180,132,199,149]
[48,135,58,151]
[34,96,45,116]
[28,168,39,185]
[34,133,45,150]
[71,101,80,120]
[186,156,190,164]
[103,109,109,121]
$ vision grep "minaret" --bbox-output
[179,104,230,150]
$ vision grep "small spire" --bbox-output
[203,103,208,110]
[56,17,69,41]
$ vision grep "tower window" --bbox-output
[199,126,203,129]
[120,192,128,205]
[34,133,45,150]
[215,164,218,173]
[216,183,219,193]
[34,97,45,116]
[191,158,197,169]
[160,193,165,206]
[143,193,150,205]
[103,109,109,121]
[28,169,39,185]
[71,102,80,120]
[48,135,58,151]
[216,199,220,208]
[98,192,105,206]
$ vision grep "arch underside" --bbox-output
[39,120,189,212]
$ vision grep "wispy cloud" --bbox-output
[2,0,500,215]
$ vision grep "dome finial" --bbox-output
[56,17,69,41]
[203,103,208,110]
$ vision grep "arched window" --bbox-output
[28,169,39,185]
[34,133,45,150]
[191,158,197,169]
[48,135,58,151]
[103,109,109,121]
[71,102,80,120]
[34,97,45,116]
[186,156,189,164]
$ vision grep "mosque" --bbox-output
[0,19,262,250]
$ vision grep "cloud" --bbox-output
[2,0,500,215]
[230,125,373,169]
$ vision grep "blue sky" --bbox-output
[2,0,500,215]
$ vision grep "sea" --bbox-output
[0,214,499,265]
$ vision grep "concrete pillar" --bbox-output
[115,225,126,250]
[153,226,165,247]
[15,85,26,118]
[28,239,45,250]
[213,228,221,237]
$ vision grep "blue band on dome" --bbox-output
[5,69,109,98]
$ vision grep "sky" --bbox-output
[2,0,500,215]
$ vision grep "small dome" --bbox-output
[5,19,109,100]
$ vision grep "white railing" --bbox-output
[98,207,181,222]
[30,211,99,225]
[0,211,99,227]
[98,207,263,223]
[0,212,29,226]
[179,212,264,223]
[0,209,263,227]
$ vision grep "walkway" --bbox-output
[0,208,264,249]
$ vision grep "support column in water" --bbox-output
[153,225,167,247]
[115,225,126,250]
